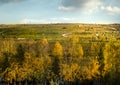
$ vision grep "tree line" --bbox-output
[0,37,120,85]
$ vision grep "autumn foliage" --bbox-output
[0,37,120,85]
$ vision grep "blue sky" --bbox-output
[0,0,120,24]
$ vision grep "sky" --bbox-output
[0,0,120,24]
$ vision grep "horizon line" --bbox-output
[0,22,120,25]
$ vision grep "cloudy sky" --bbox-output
[0,0,120,24]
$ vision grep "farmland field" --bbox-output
[0,24,120,85]
[0,24,120,41]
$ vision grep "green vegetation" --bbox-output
[0,24,120,85]
[0,24,120,41]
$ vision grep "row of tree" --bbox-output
[0,37,120,85]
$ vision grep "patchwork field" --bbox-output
[0,24,120,41]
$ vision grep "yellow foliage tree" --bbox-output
[80,57,100,80]
[60,63,80,81]
[36,38,49,57]
[52,41,63,58]
[103,43,113,76]
[75,44,84,59]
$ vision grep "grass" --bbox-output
[0,24,120,42]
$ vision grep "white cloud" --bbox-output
[83,0,102,13]
[50,17,74,21]
[58,6,74,11]
[20,18,76,24]
[59,0,102,13]
[101,6,120,14]
[20,19,50,24]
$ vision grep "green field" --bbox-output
[0,24,120,41]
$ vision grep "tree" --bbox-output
[51,41,63,81]
[35,38,49,57]
[60,63,80,82]
[74,44,84,61]
[79,57,100,81]
[103,41,120,85]
[103,43,112,76]
[52,41,63,58]
[15,44,25,63]
[32,57,43,83]
[63,36,83,64]
[17,63,33,85]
